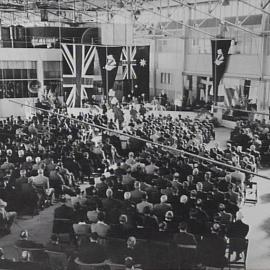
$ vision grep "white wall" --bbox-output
[0,98,37,119]
[185,54,262,79]
[0,48,61,61]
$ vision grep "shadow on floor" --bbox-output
[259,217,270,238]
[259,194,270,204]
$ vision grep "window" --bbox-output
[0,61,38,99]
[43,61,61,79]
[168,73,171,84]
[161,72,172,84]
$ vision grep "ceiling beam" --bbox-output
[262,0,270,9]
[140,1,217,38]
[172,0,262,37]
[85,0,186,39]
[238,0,270,16]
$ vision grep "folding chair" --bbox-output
[228,238,248,270]
[106,262,126,270]
[174,243,198,270]
[105,237,126,263]
[74,258,109,270]
[45,250,68,270]
[244,182,258,205]
[14,245,46,263]
[149,240,170,270]
[52,218,73,235]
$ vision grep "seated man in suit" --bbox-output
[90,211,110,238]
[122,236,143,266]
[78,232,107,264]
[130,181,146,204]
[136,193,153,214]
[227,211,249,261]
[198,223,227,268]
[108,214,134,239]
[173,222,198,269]
[153,195,172,221]
[45,234,75,257]
[53,196,75,234]
[173,221,197,247]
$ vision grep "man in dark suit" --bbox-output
[227,211,249,261]
[45,234,75,257]
[173,222,197,270]
[53,197,75,234]
[101,189,122,224]
[122,236,142,266]
[130,181,146,204]
[78,232,107,264]
[173,221,197,246]
[101,188,121,213]
[198,223,227,268]
[96,175,108,198]
[54,197,75,220]
[153,195,172,221]
[108,214,134,239]
[15,169,28,191]
[202,172,214,192]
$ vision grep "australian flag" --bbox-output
[121,46,150,99]
[61,44,96,107]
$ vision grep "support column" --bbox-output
[37,60,44,100]
[260,5,269,122]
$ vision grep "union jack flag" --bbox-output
[121,46,137,80]
[61,44,96,107]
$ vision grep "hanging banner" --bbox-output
[211,39,231,103]
[97,46,122,96]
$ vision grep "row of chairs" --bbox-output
[13,235,248,270]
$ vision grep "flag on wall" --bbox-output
[121,45,150,99]
[62,44,96,107]
[97,46,122,96]
[211,39,231,103]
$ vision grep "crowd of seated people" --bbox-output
[0,109,252,269]
[230,119,270,166]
